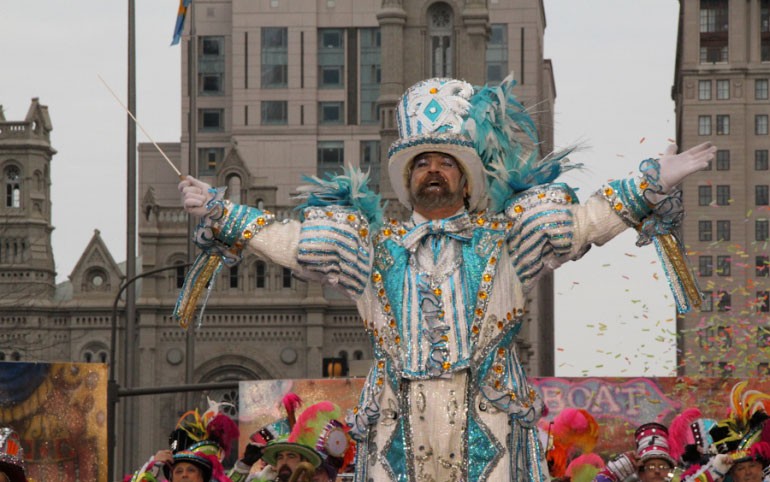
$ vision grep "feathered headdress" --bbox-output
[710,382,770,462]
[544,408,601,478]
[173,398,240,459]
[669,407,717,466]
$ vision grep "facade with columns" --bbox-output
[1,0,559,475]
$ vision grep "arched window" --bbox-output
[255,260,267,288]
[81,343,109,364]
[5,166,21,208]
[353,350,364,360]
[226,174,242,204]
[428,3,454,77]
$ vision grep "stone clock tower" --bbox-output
[0,98,57,300]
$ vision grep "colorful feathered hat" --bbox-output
[668,407,717,466]
[172,398,240,460]
[543,408,602,480]
[261,401,355,477]
[635,422,676,467]
[387,74,573,213]
[0,427,27,482]
[709,381,770,465]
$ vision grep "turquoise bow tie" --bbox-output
[401,212,473,251]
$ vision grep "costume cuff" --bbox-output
[600,176,651,229]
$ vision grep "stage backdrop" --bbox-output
[0,361,108,482]
[237,377,766,460]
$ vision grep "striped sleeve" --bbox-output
[297,206,373,298]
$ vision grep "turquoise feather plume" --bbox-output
[462,75,579,213]
[295,165,384,231]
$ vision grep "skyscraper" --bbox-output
[673,0,770,377]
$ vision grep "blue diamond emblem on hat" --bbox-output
[423,98,443,123]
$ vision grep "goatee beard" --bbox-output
[410,175,463,210]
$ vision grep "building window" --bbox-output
[700,361,715,376]
[359,28,381,124]
[716,185,730,205]
[716,149,730,170]
[255,261,267,289]
[699,255,713,276]
[199,109,224,131]
[700,0,729,63]
[282,267,293,288]
[756,115,769,135]
[717,255,731,276]
[718,362,734,377]
[759,363,770,376]
[317,141,344,176]
[199,36,225,95]
[699,220,713,241]
[701,290,714,312]
[226,175,242,204]
[716,79,730,99]
[319,102,344,124]
[175,262,186,289]
[757,79,769,100]
[698,115,712,135]
[4,166,21,208]
[717,290,731,311]
[360,141,381,192]
[486,24,508,84]
[261,101,288,125]
[757,185,770,206]
[757,150,770,170]
[757,291,770,313]
[198,147,225,175]
[229,265,239,289]
[428,2,454,77]
[318,29,345,89]
[758,255,770,277]
[699,80,712,100]
[716,220,730,241]
[757,219,769,241]
[698,185,712,206]
[762,0,770,61]
[716,115,730,135]
[759,325,770,347]
[262,27,288,88]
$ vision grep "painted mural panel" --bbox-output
[0,361,108,482]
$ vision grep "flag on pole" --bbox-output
[171,0,192,46]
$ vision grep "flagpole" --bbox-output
[185,0,198,409]
[120,0,139,475]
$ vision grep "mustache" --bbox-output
[418,173,448,188]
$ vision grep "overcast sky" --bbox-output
[1,0,681,377]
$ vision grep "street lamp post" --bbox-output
[108,263,189,481]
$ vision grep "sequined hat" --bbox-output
[388,77,487,211]
[635,422,676,467]
[388,75,573,214]
[0,427,28,482]
[162,450,213,482]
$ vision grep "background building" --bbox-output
[1,0,558,475]
[673,0,770,377]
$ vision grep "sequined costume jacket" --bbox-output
[204,179,651,482]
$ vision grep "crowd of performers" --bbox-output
[1,381,770,482]
[124,381,770,482]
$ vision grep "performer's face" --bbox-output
[408,152,467,217]
[731,460,764,482]
[170,461,205,482]
[638,458,674,482]
[275,450,302,481]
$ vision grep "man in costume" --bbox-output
[178,76,715,481]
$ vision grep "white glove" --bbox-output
[711,453,733,478]
[178,176,214,217]
[657,142,716,194]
